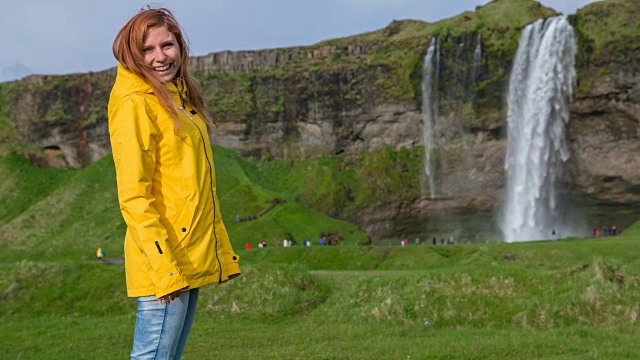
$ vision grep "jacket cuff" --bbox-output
[223,252,241,282]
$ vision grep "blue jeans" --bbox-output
[130,288,199,360]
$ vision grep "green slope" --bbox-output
[1,150,639,358]
[0,146,370,262]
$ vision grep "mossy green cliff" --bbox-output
[0,0,638,240]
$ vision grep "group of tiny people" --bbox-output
[243,240,273,249]
[236,213,258,222]
[593,225,619,237]
[245,233,338,250]
[244,224,623,251]
[400,236,456,246]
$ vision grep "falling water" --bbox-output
[499,16,579,243]
[471,32,482,82]
[421,37,439,199]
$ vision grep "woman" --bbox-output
[108,7,240,359]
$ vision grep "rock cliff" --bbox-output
[0,0,638,240]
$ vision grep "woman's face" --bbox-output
[143,25,181,83]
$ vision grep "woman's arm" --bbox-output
[109,97,190,298]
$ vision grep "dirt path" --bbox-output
[98,257,123,264]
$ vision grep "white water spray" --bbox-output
[472,33,482,82]
[421,37,439,199]
[500,16,579,243]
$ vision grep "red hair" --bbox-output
[112,7,212,129]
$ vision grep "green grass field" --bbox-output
[1,147,639,359]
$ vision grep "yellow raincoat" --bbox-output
[108,64,240,298]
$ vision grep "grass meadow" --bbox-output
[1,148,640,359]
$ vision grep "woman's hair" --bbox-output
[112,7,213,129]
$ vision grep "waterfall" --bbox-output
[421,37,439,199]
[472,33,482,82]
[499,16,579,243]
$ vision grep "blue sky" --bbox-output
[0,0,599,82]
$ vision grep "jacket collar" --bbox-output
[110,63,184,105]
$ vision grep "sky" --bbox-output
[0,0,600,82]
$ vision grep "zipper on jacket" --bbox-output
[178,105,223,283]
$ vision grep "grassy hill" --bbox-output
[1,147,640,358]
[2,231,640,358]
[0,146,371,262]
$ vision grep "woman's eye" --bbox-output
[143,47,152,53]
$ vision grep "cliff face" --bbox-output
[567,0,640,204]
[0,0,638,240]
[0,70,114,168]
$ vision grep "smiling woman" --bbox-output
[143,26,182,84]
[108,7,241,360]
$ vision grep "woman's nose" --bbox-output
[153,49,167,63]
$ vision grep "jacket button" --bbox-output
[181,227,187,232]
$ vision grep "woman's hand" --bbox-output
[158,287,189,305]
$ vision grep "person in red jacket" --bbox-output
[109,7,240,359]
